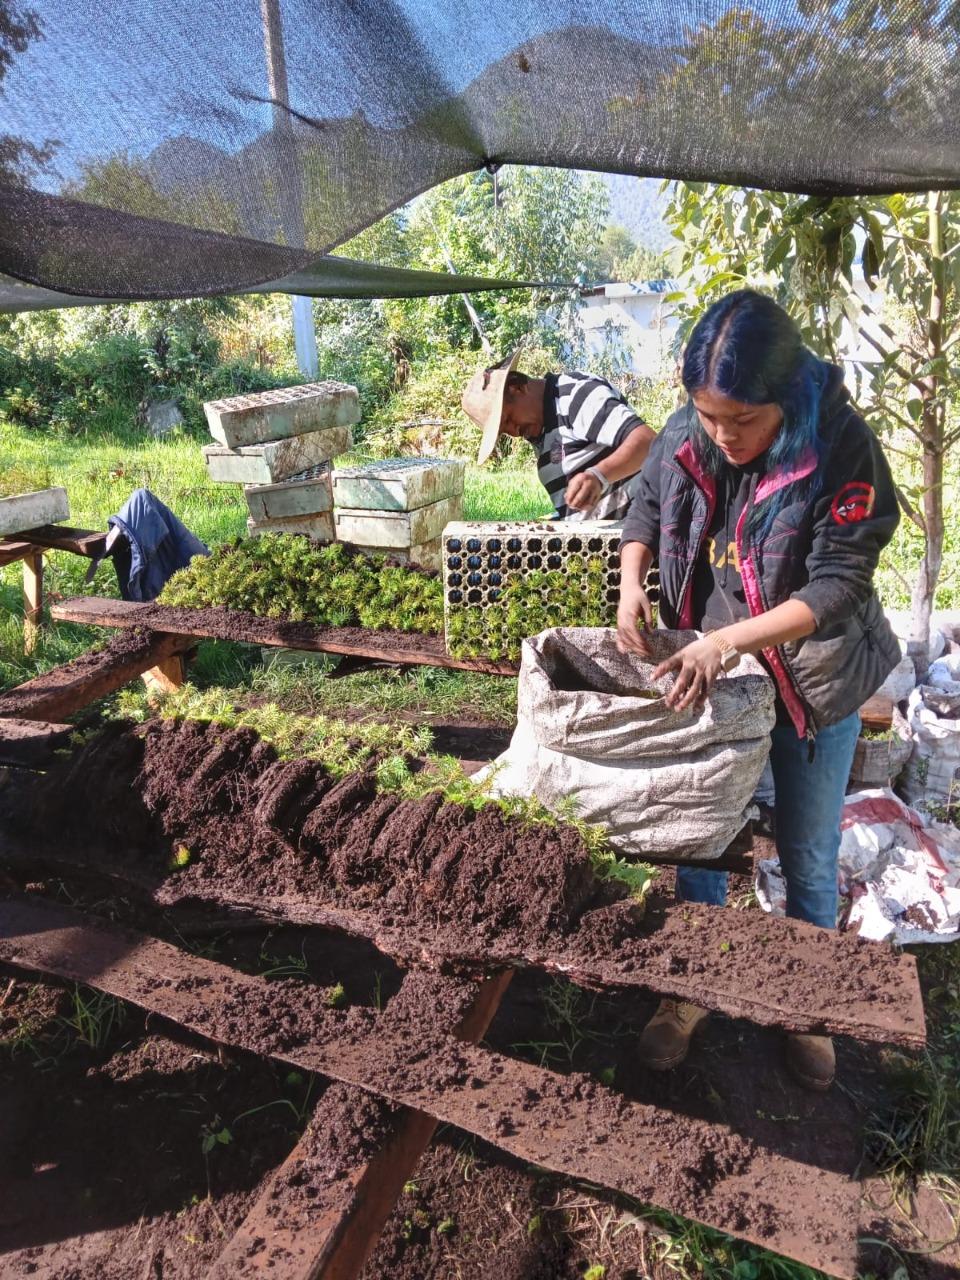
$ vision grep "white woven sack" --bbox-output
[900,655,960,817]
[877,655,917,704]
[484,627,776,862]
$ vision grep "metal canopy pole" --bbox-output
[261,0,319,379]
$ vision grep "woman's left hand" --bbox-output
[653,638,723,712]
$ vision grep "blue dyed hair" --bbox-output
[681,290,826,538]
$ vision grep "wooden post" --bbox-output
[22,549,44,655]
[141,653,187,697]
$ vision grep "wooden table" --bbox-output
[0,525,108,654]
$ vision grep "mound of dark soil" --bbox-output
[4,719,598,952]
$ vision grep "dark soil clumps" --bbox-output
[3,719,598,953]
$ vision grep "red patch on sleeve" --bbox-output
[831,481,875,524]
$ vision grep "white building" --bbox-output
[577,271,886,383]
[577,280,679,378]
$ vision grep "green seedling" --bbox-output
[61,986,125,1049]
[168,844,192,870]
[326,982,346,1008]
[160,535,444,635]
[200,1121,232,1155]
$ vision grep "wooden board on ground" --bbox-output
[0,895,862,1279]
[0,631,196,721]
[0,717,74,767]
[50,596,519,676]
[207,970,513,1280]
[0,841,925,1048]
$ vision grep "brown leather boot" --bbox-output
[786,1033,835,1091]
[637,999,710,1070]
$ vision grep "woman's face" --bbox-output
[691,387,783,465]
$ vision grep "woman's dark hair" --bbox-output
[682,289,826,536]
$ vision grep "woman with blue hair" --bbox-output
[617,289,901,1090]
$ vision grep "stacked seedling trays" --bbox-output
[442,520,626,662]
[201,383,360,541]
[0,487,69,536]
[332,458,465,571]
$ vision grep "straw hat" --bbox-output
[461,349,522,465]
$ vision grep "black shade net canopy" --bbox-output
[0,245,550,312]
[1,0,958,304]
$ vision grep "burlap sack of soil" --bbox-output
[483,627,776,862]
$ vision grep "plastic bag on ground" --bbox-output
[756,788,960,943]
[477,627,776,862]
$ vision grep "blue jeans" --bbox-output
[675,711,861,929]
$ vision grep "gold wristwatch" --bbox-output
[708,632,741,673]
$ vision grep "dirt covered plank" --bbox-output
[0,895,860,1279]
[0,629,195,721]
[0,716,74,767]
[0,718,926,1047]
[51,596,519,675]
[209,971,512,1280]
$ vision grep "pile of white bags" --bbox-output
[479,627,776,862]
[876,654,917,704]
[900,653,960,820]
[757,788,960,943]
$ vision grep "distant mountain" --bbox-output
[598,174,673,251]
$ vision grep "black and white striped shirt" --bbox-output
[535,372,647,521]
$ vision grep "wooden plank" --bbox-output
[0,631,195,721]
[0,716,74,767]
[860,693,895,731]
[208,970,513,1280]
[11,525,108,558]
[0,540,33,569]
[0,896,861,1279]
[0,842,925,1048]
[22,549,44,655]
[49,596,519,676]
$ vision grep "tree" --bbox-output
[587,224,636,282]
[0,1,54,185]
[322,166,609,365]
[664,181,958,664]
[64,152,242,237]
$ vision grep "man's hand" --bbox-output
[565,470,603,512]
[653,637,723,711]
[616,585,654,656]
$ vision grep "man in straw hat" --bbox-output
[461,352,655,520]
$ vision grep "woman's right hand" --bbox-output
[616,584,653,656]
